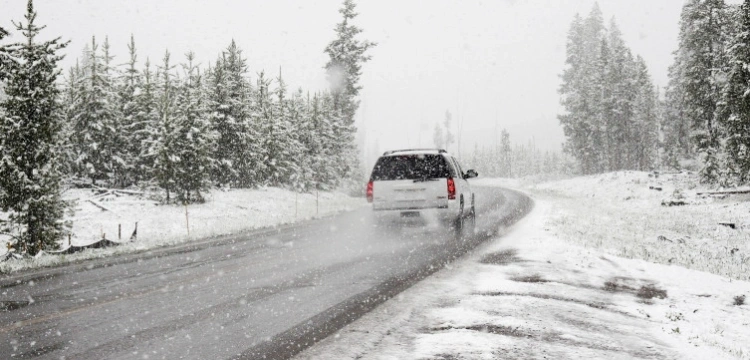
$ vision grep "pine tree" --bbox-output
[500,129,512,177]
[207,41,260,187]
[70,36,120,185]
[663,48,692,168]
[593,36,613,172]
[432,122,445,149]
[0,26,8,76]
[675,0,728,182]
[0,0,69,255]
[172,51,216,202]
[255,71,278,184]
[324,0,375,182]
[118,35,146,185]
[263,71,302,186]
[205,57,230,185]
[315,92,341,188]
[560,5,660,175]
[606,19,637,171]
[312,92,337,188]
[59,62,83,178]
[133,58,158,180]
[558,13,588,173]
[559,7,607,174]
[101,36,128,187]
[443,110,455,151]
[632,56,660,171]
[579,3,612,173]
[148,50,179,202]
[720,0,750,183]
[287,89,313,191]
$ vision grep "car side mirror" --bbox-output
[465,169,478,179]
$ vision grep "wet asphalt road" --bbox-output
[0,186,532,360]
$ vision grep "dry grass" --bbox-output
[510,274,548,283]
[734,295,746,306]
[479,249,522,266]
[532,171,750,281]
[636,284,668,300]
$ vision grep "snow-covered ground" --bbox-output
[0,187,365,273]
[296,173,750,359]
[520,171,750,282]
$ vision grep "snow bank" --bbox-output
[0,187,365,273]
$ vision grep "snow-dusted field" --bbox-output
[296,173,750,359]
[520,171,750,282]
[0,187,365,273]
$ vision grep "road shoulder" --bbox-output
[294,199,749,359]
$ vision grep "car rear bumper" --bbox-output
[372,204,448,211]
[371,199,460,219]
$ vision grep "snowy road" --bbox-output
[0,186,532,359]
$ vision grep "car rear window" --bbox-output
[370,154,451,181]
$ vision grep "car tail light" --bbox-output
[366,181,374,203]
[447,177,456,200]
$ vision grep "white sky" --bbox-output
[1,0,690,166]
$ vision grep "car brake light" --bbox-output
[366,181,374,203]
[447,177,456,200]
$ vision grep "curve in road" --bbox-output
[0,186,532,359]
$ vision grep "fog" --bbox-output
[1,0,685,167]
[5,2,750,357]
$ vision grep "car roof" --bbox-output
[381,148,450,157]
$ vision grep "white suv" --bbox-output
[366,149,478,232]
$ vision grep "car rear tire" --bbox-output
[464,207,476,238]
[453,196,476,240]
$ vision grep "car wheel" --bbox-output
[454,197,476,240]
[465,206,476,237]
[453,197,465,238]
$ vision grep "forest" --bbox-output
[0,0,374,254]
[557,1,750,186]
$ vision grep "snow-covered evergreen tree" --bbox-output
[432,123,445,149]
[560,5,660,175]
[172,51,216,202]
[443,110,455,151]
[205,58,230,185]
[59,62,83,178]
[207,41,260,187]
[286,89,314,191]
[500,129,512,177]
[632,56,660,171]
[324,0,375,182]
[0,0,69,255]
[558,13,588,173]
[148,51,180,202]
[70,36,120,185]
[720,0,750,183]
[0,26,8,77]
[134,58,158,180]
[117,35,146,185]
[606,19,637,171]
[431,110,455,151]
[672,0,728,182]
[559,7,607,174]
[593,36,612,172]
[101,36,129,187]
[663,48,692,168]
[258,71,301,186]
[315,92,341,189]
